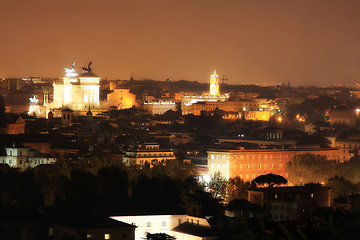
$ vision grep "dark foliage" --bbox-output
[251,174,288,188]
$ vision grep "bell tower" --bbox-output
[209,70,219,96]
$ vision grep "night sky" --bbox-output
[1,0,359,86]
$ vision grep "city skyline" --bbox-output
[1,0,360,86]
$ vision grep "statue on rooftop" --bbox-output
[82,61,92,73]
[65,61,78,78]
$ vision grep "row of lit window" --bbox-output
[210,162,282,169]
[139,159,169,164]
[137,153,173,157]
[210,154,290,161]
[1,158,47,165]
[234,163,281,169]
[337,143,359,149]
[146,221,167,228]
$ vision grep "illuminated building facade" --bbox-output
[143,100,176,115]
[181,71,276,120]
[106,88,136,110]
[123,143,176,166]
[181,70,228,115]
[111,215,215,240]
[328,136,360,162]
[329,107,357,127]
[0,145,56,171]
[48,62,100,115]
[207,148,339,181]
[248,185,330,222]
[244,110,271,121]
[6,116,26,134]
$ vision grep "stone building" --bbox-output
[248,184,330,222]
[123,143,176,166]
[207,147,339,181]
[0,144,56,170]
[47,62,101,116]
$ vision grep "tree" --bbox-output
[286,153,336,185]
[208,171,228,199]
[327,176,358,200]
[251,174,287,188]
[146,233,175,240]
[97,166,130,207]
[227,176,250,201]
[227,199,262,217]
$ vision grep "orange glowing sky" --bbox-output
[0,0,359,86]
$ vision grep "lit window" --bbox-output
[48,227,54,236]
[217,163,220,169]
[222,164,225,169]
[105,233,111,239]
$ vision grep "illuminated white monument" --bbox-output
[28,95,45,117]
[49,62,101,116]
[209,70,220,96]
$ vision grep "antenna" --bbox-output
[221,75,229,85]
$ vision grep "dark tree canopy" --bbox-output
[146,233,176,240]
[251,174,288,187]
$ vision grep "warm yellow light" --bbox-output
[209,70,219,96]
[277,117,282,122]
